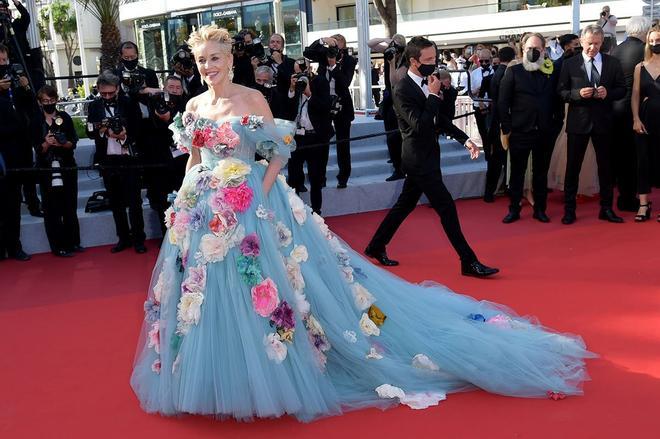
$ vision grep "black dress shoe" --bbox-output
[53,249,74,257]
[9,249,31,261]
[502,211,520,224]
[599,208,624,223]
[364,246,399,266]
[135,243,148,254]
[532,210,550,223]
[296,185,308,193]
[385,171,405,182]
[461,260,499,278]
[71,245,85,253]
[29,208,44,218]
[483,194,495,203]
[561,211,576,225]
[111,241,131,253]
[337,182,348,189]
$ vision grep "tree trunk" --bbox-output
[100,22,121,72]
[373,0,397,37]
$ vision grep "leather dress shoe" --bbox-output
[364,246,399,266]
[561,211,576,225]
[111,241,131,253]
[599,208,624,223]
[28,207,44,218]
[71,245,85,253]
[9,249,31,261]
[53,249,74,257]
[502,211,520,224]
[461,260,499,278]
[134,242,148,254]
[385,171,405,182]
[533,210,550,223]
[337,182,348,189]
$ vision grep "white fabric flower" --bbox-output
[257,159,269,167]
[264,332,288,364]
[177,292,204,330]
[343,330,357,343]
[198,234,229,263]
[412,354,440,371]
[366,347,383,360]
[226,224,246,249]
[288,192,307,225]
[285,257,306,292]
[306,314,325,336]
[359,313,381,336]
[255,204,274,221]
[275,221,292,248]
[401,392,447,410]
[277,173,288,185]
[211,157,251,187]
[340,265,354,283]
[312,212,330,237]
[375,384,405,400]
[352,283,376,311]
[290,245,309,263]
[152,261,173,304]
[292,289,311,315]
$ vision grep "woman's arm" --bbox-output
[631,63,646,134]
[185,96,201,172]
[368,37,391,53]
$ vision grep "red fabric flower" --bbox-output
[191,130,205,148]
[547,391,566,401]
[240,115,250,126]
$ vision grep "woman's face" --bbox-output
[649,31,660,47]
[194,41,233,87]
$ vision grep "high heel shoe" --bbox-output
[634,202,652,222]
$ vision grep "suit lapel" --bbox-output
[600,54,608,83]
[405,74,427,102]
[578,57,590,86]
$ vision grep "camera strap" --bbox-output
[295,95,309,129]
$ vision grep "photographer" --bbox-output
[286,59,333,215]
[253,33,295,95]
[144,75,186,236]
[33,85,81,257]
[304,33,357,188]
[470,48,494,162]
[0,42,32,261]
[87,71,146,254]
[369,34,407,181]
[253,65,291,120]
[233,29,265,87]
[596,6,618,54]
[171,44,206,100]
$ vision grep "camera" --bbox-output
[49,115,68,145]
[292,72,309,94]
[88,115,124,134]
[0,63,28,90]
[384,40,404,62]
[150,91,181,115]
[171,46,194,70]
[330,95,343,117]
[233,31,267,61]
[121,70,145,94]
[326,45,340,59]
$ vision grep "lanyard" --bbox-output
[296,96,309,128]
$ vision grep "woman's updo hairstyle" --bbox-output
[187,24,233,55]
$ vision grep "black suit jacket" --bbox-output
[393,74,469,175]
[557,53,626,135]
[489,64,507,127]
[288,74,334,140]
[86,96,141,164]
[611,36,646,114]
[498,63,563,136]
[113,65,159,96]
[265,55,295,95]
[0,87,34,168]
[304,40,357,121]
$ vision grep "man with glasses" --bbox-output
[470,48,494,163]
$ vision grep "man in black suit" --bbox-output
[304,34,357,188]
[611,16,651,212]
[499,33,564,223]
[87,71,146,254]
[557,25,626,224]
[256,33,296,96]
[171,45,206,101]
[365,37,498,278]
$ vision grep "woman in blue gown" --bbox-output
[130,25,596,422]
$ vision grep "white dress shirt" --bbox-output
[326,64,337,97]
[470,66,493,108]
[103,105,127,156]
[582,51,603,83]
[407,69,439,98]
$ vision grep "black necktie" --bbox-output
[421,78,428,87]
[589,58,600,87]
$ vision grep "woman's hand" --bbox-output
[633,118,647,134]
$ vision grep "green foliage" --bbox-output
[76,84,86,98]
[72,117,88,139]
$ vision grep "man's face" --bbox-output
[524,36,545,56]
[121,47,138,62]
[243,33,253,45]
[581,32,603,58]
[98,84,118,100]
[492,57,500,67]
[564,38,580,56]
[255,71,271,85]
[0,51,8,66]
[269,35,283,51]
[411,46,436,72]
[165,80,183,96]
[478,49,491,68]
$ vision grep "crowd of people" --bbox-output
[0,6,658,263]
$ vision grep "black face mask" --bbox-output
[254,83,271,99]
[651,44,660,55]
[103,96,117,106]
[42,103,57,114]
[526,49,541,63]
[417,62,436,77]
[122,58,139,70]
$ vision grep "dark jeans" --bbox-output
[635,131,660,195]
[39,169,80,252]
[508,130,554,213]
[0,173,23,255]
[287,133,328,214]
[565,132,614,212]
[368,171,477,263]
[330,114,352,185]
[101,155,145,244]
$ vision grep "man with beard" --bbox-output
[499,33,563,223]
[557,25,626,224]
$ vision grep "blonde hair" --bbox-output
[187,24,233,55]
[645,27,660,62]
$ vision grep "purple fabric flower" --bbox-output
[240,233,260,257]
[144,299,160,322]
[194,172,213,194]
[188,206,205,231]
[270,301,295,330]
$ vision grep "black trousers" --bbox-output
[508,130,554,213]
[287,133,328,214]
[0,173,23,255]
[565,131,614,211]
[368,171,477,263]
[39,170,80,252]
[484,121,507,197]
[612,110,638,207]
[635,131,660,195]
[101,155,145,244]
[21,175,41,210]
[171,154,188,191]
[474,109,491,160]
[383,100,402,172]
[330,114,352,185]
[143,155,172,237]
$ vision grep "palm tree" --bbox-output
[79,0,124,71]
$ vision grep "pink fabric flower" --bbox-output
[223,182,253,213]
[151,358,161,374]
[240,233,260,257]
[547,391,566,401]
[251,278,280,317]
[486,314,513,328]
[147,321,160,354]
[217,122,241,149]
[181,265,207,295]
[192,130,205,148]
[208,190,227,213]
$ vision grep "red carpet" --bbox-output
[2,192,660,438]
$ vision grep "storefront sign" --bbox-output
[213,9,239,18]
[140,22,161,30]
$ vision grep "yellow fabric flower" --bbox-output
[283,134,293,145]
[368,304,387,327]
[540,58,554,75]
[212,158,251,187]
[278,328,295,343]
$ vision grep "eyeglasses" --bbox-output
[99,92,116,97]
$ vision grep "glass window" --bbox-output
[166,13,199,68]
[136,17,167,71]
[201,4,242,36]
[281,0,301,58]
[242,2,274,41]
[336,3,379,27]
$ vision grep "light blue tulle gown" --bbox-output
[130,112,596,422]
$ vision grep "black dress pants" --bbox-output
[0,173,23,256]
[565,131,614,212]
[474,109,491,160]
[40,170,80,252]
[143,155,172,237]
[508,130,554,213]
[330,114,352,185]
[484,121,507,197]
[101,155,145,244]
[287,133,328,214]
[383,99,402,173]
[368,171,477,263]
[612,110,639,208]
